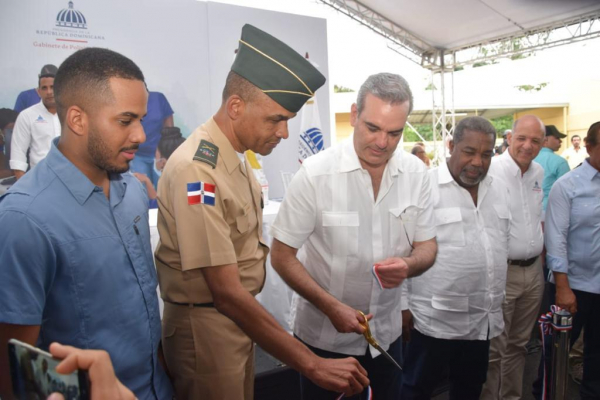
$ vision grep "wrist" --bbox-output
[298,352,319,378]
[316,294,339,317]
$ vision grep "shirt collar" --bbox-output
[499,150,522,177]
[46,138,126,205]
[206,117,246,176]
[36,100,55,116]
[338,135,403,175]
[580,159,599,181]
[437,160,493,188]
[437,161,454,184]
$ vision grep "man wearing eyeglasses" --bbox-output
[270,72,438,400]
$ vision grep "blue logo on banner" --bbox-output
[56,1,87,29]
[299,127,324,162]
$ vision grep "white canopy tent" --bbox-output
[319,0,600,156]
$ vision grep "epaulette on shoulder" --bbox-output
[193,139,219,169]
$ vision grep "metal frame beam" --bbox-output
[318,0,435,65]
[318,0,600,70]
[445,10,600,68]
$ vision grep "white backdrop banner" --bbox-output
[299,96,325,163]
[0,0,330,199]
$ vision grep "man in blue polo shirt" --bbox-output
[0,48,172,400]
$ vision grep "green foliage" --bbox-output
[334,84,355,93]
[424,82,437,91]
[404,115,513,142]
[404,123,434,141]
[515,82,548,92]
[490,115,513,137]
[473,61,490,68]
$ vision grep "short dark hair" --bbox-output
[222,70,260,104]
[0,108,18,130]
[356,73,413,115]
[585,122,600,146]
[158,127,185,160]
[453,116,496,144]
[571,134,581,141]
[411,145,425,156]
[38,76,55,88]
[54,47,145,124]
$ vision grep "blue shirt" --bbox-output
[534,147,570,210]
[138,92,173,157]
[14,88,40,113]
[0,139,172,399]
[545,160,600,295]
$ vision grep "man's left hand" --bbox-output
[373,258,409,288]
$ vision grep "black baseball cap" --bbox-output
[39,64,58,78]
[545,125,567,139]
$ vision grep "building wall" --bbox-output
[336,112,353,141]
[563,77,600,142]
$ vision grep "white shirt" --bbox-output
[488,151,544,259]
[9,101,60,172]
[271,138,436,356]
[561,145,588,170]
[409,163,510,340]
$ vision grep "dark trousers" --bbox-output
[297,335,403,400]
[533,284,600,400]
[401,329,490,400]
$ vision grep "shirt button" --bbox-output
[530,241,535,246]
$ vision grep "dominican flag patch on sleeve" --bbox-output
[187,181,216,206]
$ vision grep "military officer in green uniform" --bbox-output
[155,24,370,400]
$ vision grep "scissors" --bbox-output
[358,310,402,371]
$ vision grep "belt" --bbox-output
[508,256,539,267]
[164,300,215,308]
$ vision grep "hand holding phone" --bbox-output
[48,343,135,400]
[8,339,90,400]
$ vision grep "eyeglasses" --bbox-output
[400,209,415,250]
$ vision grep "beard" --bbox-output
[458,166,485,186]
[88,127,136,174]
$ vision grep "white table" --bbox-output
[149,201,294,332]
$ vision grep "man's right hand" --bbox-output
[48,343,135,400]
[304,356,369,397]
[556,286,577,314]
[326,302,372,334]
[554,272,577,315]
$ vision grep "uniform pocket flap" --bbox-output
[389,205,422,218]
[236,214,249,233]
[493,204,510,219]
[322,211,359,227]
[163,324,177,339]
[431,295,469,312]
[434,207,462,226]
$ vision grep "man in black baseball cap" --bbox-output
[13,64,58,112]
[534,124,570,210]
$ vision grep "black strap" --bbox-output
[164,300,215,308]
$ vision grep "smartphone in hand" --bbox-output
[8,339,90,400]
